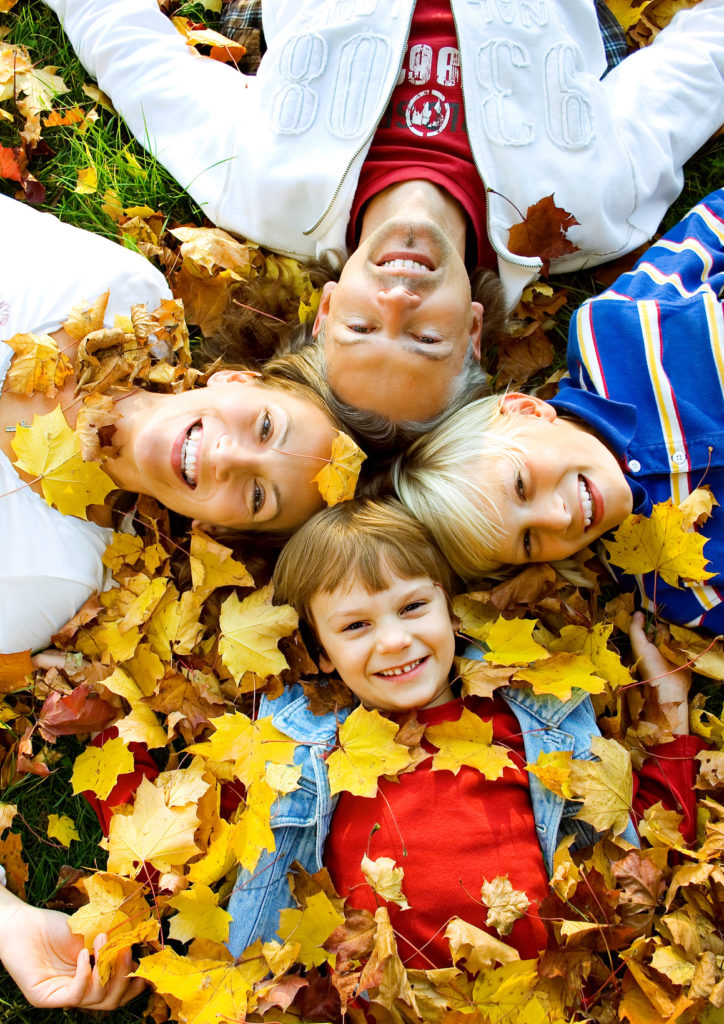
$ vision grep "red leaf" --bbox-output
[0,145,23,183]
[508,194,580,275]
[38,684,116,741]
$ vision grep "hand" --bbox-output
[629,611,691,735]
[0,889,146,1010]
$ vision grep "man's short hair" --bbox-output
[272,497,457,632]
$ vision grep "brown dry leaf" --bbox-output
[696,750,724,791]
[495,325,554,390]
[508,194,580,274]
[170,225,256,275]
[456,657,511,699]
[358,906,419,1016]
[5,333,74,397]
[0,650,32,688]
[480,876,530,936]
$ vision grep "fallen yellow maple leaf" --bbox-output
[513,650,606,702]
[326,705,415,798]
[167,883,232,945]
[277,890,345,970]
[189,528,253,602]
[361,854,410,910]
[46,813,79,847]
[603,498,715,588]
[526,750,575,800]
[5,332,74,396]
[445,917,520,972]
[218,583,298,681]
[11,405,115,518]
[426,706,514,779]
[483,616,550,667]
[313,430,367,507]
[105,776,201,876]
[71,737,134,802]
[189,711,297,788]
[480,875,530,936]
[568,736,633,836]
[231,779,276,873]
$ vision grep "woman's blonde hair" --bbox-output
[392,396,532,581]
[272,497,457,631]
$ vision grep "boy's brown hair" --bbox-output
[272,498,457,631]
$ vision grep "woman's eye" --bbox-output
[253,481,265,514]
[259,411,272,441]
[515,471,526,500]
[523,530,532,559]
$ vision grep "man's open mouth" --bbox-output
[181,422,202,488]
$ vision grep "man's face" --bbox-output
[316,219,483,422]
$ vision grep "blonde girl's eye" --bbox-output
[259,411,272,441]
[515,470,526,500]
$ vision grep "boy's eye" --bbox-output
[515,470,526,500]
[259,411,272,441]
[402,601,426,614]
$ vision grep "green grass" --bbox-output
[1,1,723,1020]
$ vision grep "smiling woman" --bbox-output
[0,195,342,655]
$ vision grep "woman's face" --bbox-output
[471,395,633,564]
[108,372,339,532]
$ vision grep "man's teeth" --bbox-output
[380,258,429,271]
[579,477,593,529]
[378,658,423,677]
[181,424,201,487]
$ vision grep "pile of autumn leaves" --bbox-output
[2,424,724,1024]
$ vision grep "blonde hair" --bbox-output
[392,395,532,581]
[272,498,457,630]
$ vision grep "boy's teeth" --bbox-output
[379,658,423,677]
[181,424,202,487]
[579,477,593,529]
[380,258,429,271]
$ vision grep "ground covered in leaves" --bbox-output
[2,1,724,1023]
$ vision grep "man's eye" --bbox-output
[259,411,272,441]
[349,324,372,334]
[523,530,532,559]
[515,471,526,499]
[253,481,265,514]
[416,335,440,345]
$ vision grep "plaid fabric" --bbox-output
[595,0,628,73]
[220,0,627,77]
[220,0,265,72]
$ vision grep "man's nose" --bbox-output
[376,286,421,325]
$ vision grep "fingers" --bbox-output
[77,936,146,1011]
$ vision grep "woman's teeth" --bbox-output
[579,476,593,529]
[378,658,423,677]
[181,424,201,487]
[380,258,429,271]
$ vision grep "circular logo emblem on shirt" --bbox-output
[405,89,450,138]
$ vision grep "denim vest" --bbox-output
[227,672,639,956]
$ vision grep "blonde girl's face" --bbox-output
[472,395,633,565]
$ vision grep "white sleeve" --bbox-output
[605,0,724,239]
[43,0,256,229]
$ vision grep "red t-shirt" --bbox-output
[324,695,551,967]
[348,0,496,271]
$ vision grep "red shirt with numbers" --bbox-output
[348,0,496,271]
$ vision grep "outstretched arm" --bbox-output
[42,0,260,233]
[0,883,145,1010]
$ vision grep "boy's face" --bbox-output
[309,567,456,713]
[474,394,633,564]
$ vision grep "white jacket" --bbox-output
[46,0,724,303]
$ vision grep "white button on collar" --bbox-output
[628,459,641,473]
